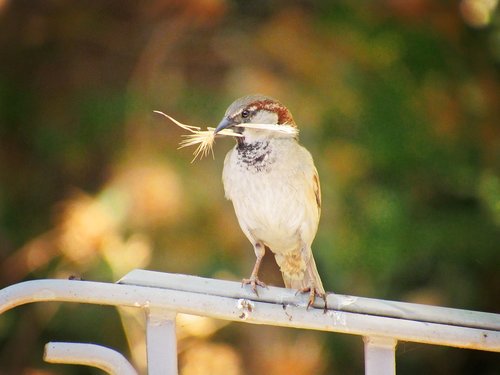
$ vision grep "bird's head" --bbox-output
[215,95,297,143]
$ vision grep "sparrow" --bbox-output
[215,94,326,308]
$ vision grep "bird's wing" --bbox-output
[312,166,321,217]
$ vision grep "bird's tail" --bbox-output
[280,253,325,294]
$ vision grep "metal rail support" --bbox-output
[0,269,499,374]
[364,336,397,375]
[146,309,177,375]
[44,342,138,375]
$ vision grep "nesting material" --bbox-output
[154,110,298,162]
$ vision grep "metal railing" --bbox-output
[1,269,499,374]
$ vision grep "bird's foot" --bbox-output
[297,286,328,311]
[242,277,267,296]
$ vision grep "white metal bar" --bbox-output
[120,269,500,331]
[146,309,178,375]
[44,342,138,375]
[363,336,397,375]
[0,278,499,352]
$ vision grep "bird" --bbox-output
[214,94,326,308]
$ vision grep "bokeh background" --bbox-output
[1,0,499,374]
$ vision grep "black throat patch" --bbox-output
[236,140,274,172]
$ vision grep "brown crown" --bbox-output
[246,99,296,126]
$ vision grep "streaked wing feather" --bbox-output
[313,167,321,216]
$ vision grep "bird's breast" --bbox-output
[222,139,318,252]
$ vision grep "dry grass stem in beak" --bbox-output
[154,111,298,162]
[234,123,298,136]
[154,110,242,162]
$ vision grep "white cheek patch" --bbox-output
[251,110,279,125]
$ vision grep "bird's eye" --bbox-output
[241,110,250,118]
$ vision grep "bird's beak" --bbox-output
[214,117,234,134]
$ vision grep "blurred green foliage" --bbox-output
[0,0,499,374]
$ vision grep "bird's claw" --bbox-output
[296,286,328,312]
[242,277,267,296]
